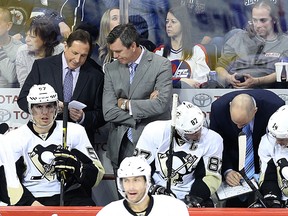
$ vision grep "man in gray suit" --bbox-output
[103,23,172,169]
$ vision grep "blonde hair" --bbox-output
[97,8,119,64]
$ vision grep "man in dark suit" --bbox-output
[210,89,285,207]
[103,24,172,170]
[17,29,105,143]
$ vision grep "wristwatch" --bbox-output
[121,99,128,110]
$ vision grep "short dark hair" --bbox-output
[26,16,60,57]
[106,23,140,48]
[66,29,92,55]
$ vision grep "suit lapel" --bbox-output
[117,63,130,95]
[129,50,151,96]
[73,64,89,100]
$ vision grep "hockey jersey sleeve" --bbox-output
[69,124,105,188]
[135,120,171,164]
[189,130,223,200]
[0,135,35,206]
[258,135,282,199]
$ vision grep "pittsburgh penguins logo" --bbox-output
[28,144,61,181]
[158,150,197,185]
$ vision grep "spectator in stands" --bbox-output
[135,101,223,207]
[97,156,189,215]
[128,0,169,46]
[0,7,23,88]
[0,0,71,40]
[17,29,106,144]
[16,16,64,87]
[56,0,117,33]
[95,8,156,67]
[154,6,210,88]
[95,7,120,66]
[254,105,288,208]
[103,23,172,170]
[5,84,105,206]
[128,15,157,52]
[210,89,285,207]
[173,0,234,45]
[216,0,288,88]
[226,0,287,32]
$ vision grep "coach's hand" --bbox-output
[225,170,242,187]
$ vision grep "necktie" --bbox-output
[129,62,138,84]
[63,68,73,102]
[242,124,255,179]
[127,62,138,142]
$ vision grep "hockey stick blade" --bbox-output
[238,131,246,171]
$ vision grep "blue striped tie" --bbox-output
[127,63,138,142]
[129,62,138,84]
[242,124,255,179]
[63,68,73,102]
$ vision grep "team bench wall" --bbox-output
[0,206,287,216]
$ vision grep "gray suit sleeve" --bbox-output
[131,57,172,119]
[102,64,136,127]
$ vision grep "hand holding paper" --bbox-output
[68,100,87,110]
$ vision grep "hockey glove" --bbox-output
[249,193,281,208]
[149,185,176,198]
[183,194,203,208]
[277,158,288,180]
[263,193,282,208]
[183,194,214,208]
[53,148,82,183]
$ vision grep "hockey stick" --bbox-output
[238,131,267,208]
[166,94,178,193]
[60,102,69,206]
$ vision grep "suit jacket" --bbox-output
[103,49,173,166]
[209,89,285,175]
[17,53,105,142]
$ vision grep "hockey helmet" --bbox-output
[27,83,58,104]
[27,84,58,113]
[268,105,288,139]
[27,84,59,128]
[175,101,205,141]
[117,156,151,200]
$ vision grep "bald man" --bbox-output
[210,89,284,207]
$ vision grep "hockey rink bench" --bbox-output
[0,207,287,216]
